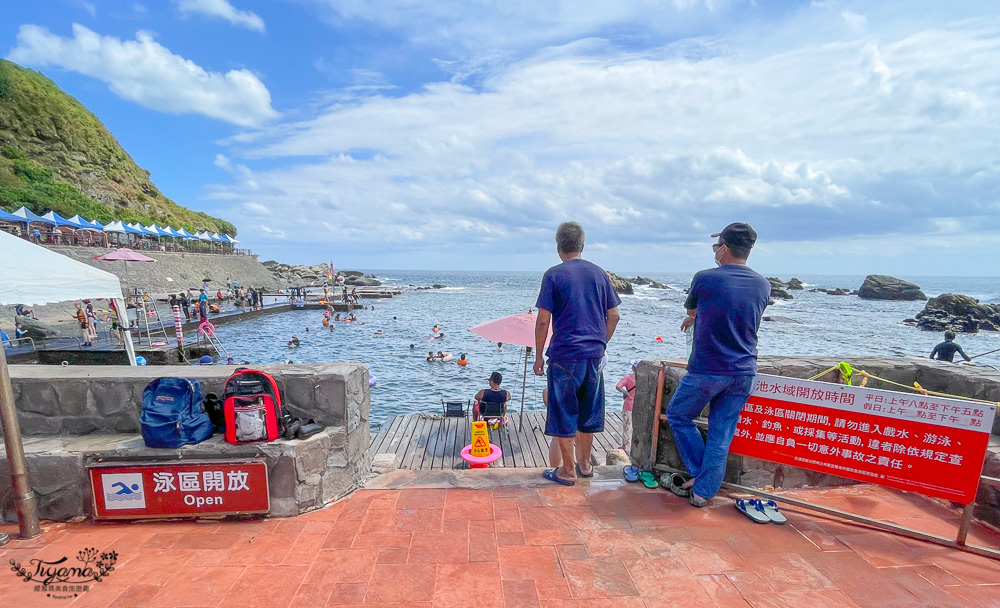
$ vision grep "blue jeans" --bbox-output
[666,373,755,499]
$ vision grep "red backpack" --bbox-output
[222,369,286,444]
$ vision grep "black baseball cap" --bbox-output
[711,222,757,249]
[489,371,502,385]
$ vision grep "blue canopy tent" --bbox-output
[13,207,55,225]
[70,216,105,232]
[175,227,198,240]
[0,208,26,224]
[41,211,79,228]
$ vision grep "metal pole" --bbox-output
[649,362,666,465]
[0,342,42,539]
[519,347,531,427]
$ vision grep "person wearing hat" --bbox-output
[665,222,770,507]
[474,371,512,426]
[615,360,641,452]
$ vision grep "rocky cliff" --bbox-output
[0,60,233,234]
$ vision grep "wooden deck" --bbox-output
[368,411,626,470]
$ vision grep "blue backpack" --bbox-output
[141,377,214,448]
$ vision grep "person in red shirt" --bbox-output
[616,360,639,451]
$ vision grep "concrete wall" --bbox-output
[0,363,371,520]
[631,356,1000,530]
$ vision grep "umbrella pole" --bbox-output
[520,346,531,427]
[0,344,42,539]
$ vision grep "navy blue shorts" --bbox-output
[545,357,605,437]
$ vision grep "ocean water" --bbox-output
[215,271,1000,425]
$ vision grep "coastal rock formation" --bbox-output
[263,262,380,287]
[809,287,853,296]
[346,276,382,287]
[15,315,60,340]
[858,275,927,301]
[607,272,633,295]
[767,278,793,300]
[762,316,802,324]
[787,278,804,290]
[913,294,1000,333]
[628,276,667,289]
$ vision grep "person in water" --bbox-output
[288,334,300,348]
[457,353,468,366]
[427,350,437,361]
[930,331,971,363]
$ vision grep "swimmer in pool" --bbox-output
[427,351,437,361]
[334,314,341,321]
[374,329,384,335]
[287,334,300,348]
[410,344,415,349]
[433,325,439,334]
[457,353,468,366]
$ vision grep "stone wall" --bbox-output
[631,356,1000,530]
[42,247,278,293]
[7,363,367,435]
[0,363,371,520]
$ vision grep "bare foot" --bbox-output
[681,478,695,490]
[558,466,577,482]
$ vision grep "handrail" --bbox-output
[2,337,35,352]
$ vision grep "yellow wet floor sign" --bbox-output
[470,421,490,457]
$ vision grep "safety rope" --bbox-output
[814,361,1000,409]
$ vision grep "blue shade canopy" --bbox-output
[220,234,235,243]
[196,231,213,242]
[121,222,144,235]
[142,224,163,237]
[41,211,80,228]
[13,207,55,225]
[175,228,200,240]
[102,221,126,233]
[70,215,105,231]
[0,208,26,223]
[160,226,179,237]
[209,232,224,242]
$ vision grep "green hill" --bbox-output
[0,59,234,234]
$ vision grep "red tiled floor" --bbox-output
[3,475,1000,608]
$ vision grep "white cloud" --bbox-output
[7,24,278,127]
[207,3,1000,273]
[243,202,271,215]
[81,2,97,16]
[841,11,867,32]
[174,0,265,33]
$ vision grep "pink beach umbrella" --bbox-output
[93,248,156,292]
[469,311,552,425]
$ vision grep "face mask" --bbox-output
[714,246,723,267]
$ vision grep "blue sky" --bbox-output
[3,1,999,275]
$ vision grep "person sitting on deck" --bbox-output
[474,371,511,428]
[930,331,971,363]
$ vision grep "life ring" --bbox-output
[440,354,453,362]
[461,443,502,467]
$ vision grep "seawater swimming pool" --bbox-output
[214,270,1000,425]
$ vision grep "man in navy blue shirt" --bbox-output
[534,222,621,485]
[666,223,770,506]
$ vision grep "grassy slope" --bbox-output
[0,59,235,234]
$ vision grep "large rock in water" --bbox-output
[15,315,60,340]
[767,278,793,300]
[914,294,1000,333]
[346,276,381,287]
[858,275,927,301]
[607,272,633,295]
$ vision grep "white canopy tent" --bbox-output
[0,229,142,540]
[0,229,137,366]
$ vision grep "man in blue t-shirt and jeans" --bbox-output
[666,222,770,506]
[534,222,621,485]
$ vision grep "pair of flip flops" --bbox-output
[621,467,670,490]
[735,498,787,524]
[283,417,325,440]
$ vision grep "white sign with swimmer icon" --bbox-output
[100,473,146,510]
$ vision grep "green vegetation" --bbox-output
[0,59,236,234]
